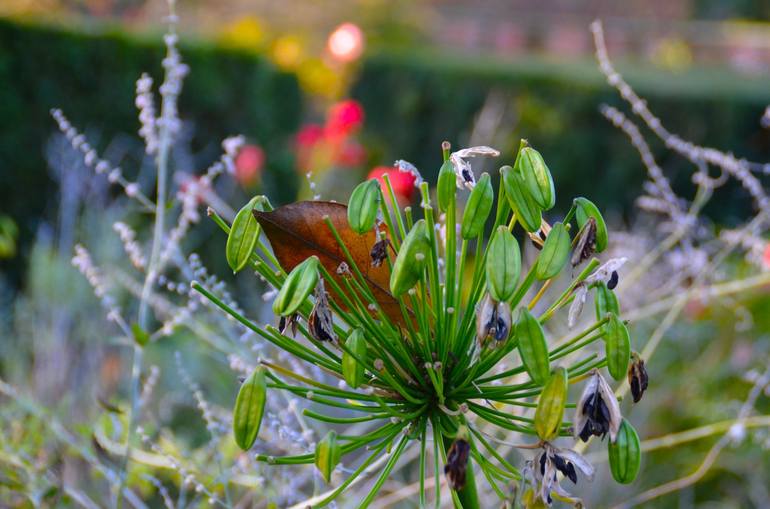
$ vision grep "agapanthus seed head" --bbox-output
[574,369,622,442]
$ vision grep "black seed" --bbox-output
[608,270,619,290]
[494,315,509,341]
[539,452,547,475]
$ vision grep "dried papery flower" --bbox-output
[527,443,594,506]
[585,257,627,286]
[278,313,298,337]
[308,279,335,342]
[450,146,500,189]
[574,369,622,442]
[628,352,649,403]
[370,238,389,267]
[444,436,471,490]
[568,285,588,328]
[571,217,597,268]
[394,159,423,187]
[476,293,511,344]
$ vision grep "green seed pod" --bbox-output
[516,143,555,210]
[315,430,341,483]
[574,197,608,252]
[437,159,456,212]
[534,366,568,441]
[272,256,320,316]
[535,222,570,280]
[232,367,267,451]
[226,196,270,273]
[605,313,631,381]
[485,226,521,302]
[595,282,620,319]
[516,308,550,385]
[608,419,641,484]
[389,219,430,296]
[461,172,494,239]
[347,179,381,234]
[342,329,367,389]
[501,165,542,233]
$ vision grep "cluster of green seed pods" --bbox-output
[499,141,555,233]
[534,367,568,441]
[226,195,271,273]
[315,430,342,483]
[389,219,430,296]
[273,256,320,316]
[347,179,381,234]
[232,367,267,451]
[608,419,641,483]
[342,329,368,388]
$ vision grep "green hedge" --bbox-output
[0,18,302,286]
[353,50,770,222]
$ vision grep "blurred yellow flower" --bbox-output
[297,58,343,99]
[651,37,692,72]
[219,16,266,52]
[271,34,306,70]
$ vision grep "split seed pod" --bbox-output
[574,197,608,252]
[534,366,568,441]
[608,419,641,484]
[315,430,341,483]
[389,219,430,296]
[461,172,494,239]
[226,195,270,273]
[232,367,267,450]
[605,313,631,381]
[516,308,550,386]
[501,165,543,233]
[516,141,555,210]
[342,329,368,388]
[437,158,456,212]
[485,226,521,302]
[536,222,570,280]
[594,282,620,318]
[273,256,320,316]
[445,435,471,490]
[347,179,380,234]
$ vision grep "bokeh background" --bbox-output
[2,0,770,507]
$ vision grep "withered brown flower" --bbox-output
[444,438,470,490]
[308,279,336,342]
[571,217,597,267]
[574,369,622,442]
[628,352,648,403]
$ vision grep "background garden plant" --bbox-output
[1,2,770,508]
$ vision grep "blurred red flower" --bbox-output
[366,165,416,205]
[335,141,366,167]
[235,144,264,186]
[763,243,770,269]
[326,99,364,139]
[296,123,325,149]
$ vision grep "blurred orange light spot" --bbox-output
[328,23,364,62]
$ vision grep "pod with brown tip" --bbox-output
[608,419,641,484]
[232,367,267,450]
[501,165,542,233]
[574,197,608,252]
[516,308,550,385]
[272,256,320,316]
[461,172,494,239]
[342,329,368,389]
[535,222,570,280]
[347,179,381,234]
[534,366,568,441]
[315,430,342,483]
[605,312,631,381]
[485,226,521,302]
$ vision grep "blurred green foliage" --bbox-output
[0,17,303,288]
[353,50,770,221]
